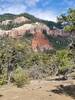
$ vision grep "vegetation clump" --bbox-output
[13,67,29,87]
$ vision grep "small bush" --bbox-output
[13,67,29,87]
[0,74,7,86]
[0,79,6,86]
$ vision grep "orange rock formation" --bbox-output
[32,32,53,52]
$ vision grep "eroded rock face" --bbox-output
[13,16,31,24]
[0,16,72,38]
[49,29,70,37]
[32,32,53,52]
[0,22,50,38]
[0,15,73,38]
[1,20,12,25]
[0,16,31,25]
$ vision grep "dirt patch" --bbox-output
[0,80,75,100]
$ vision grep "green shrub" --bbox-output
[0,79,6,86]
[13,67,29,87]
[0,74,7,86]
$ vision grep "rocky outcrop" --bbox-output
[0,22,73,38]
[1,20,12,25]
[49,29,70,37]
[32,32,53,52]
[0,22,53,52]
[0,15,72,38]
[0,22,50,38]
[0,16,31,25]
[13,16,31,24]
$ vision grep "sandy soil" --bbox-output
[0,80,75,100]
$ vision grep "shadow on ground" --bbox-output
[0,94,3,97]
[51,85,75,99]
[49,77,67,81]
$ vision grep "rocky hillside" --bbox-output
[0,13,74,50]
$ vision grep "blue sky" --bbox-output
[0,0,75,21]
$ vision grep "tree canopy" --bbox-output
[57,8,75,32]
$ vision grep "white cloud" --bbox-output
[0,0,57,21]
[0,4,27,14]
[25,0,40,6]
[0,0,40,14]
[18,0,40,6]
[29,9,57,22]
[0,0,40,6]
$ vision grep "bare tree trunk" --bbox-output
[7,71,13,85]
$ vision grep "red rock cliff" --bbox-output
[32,32,53,52]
